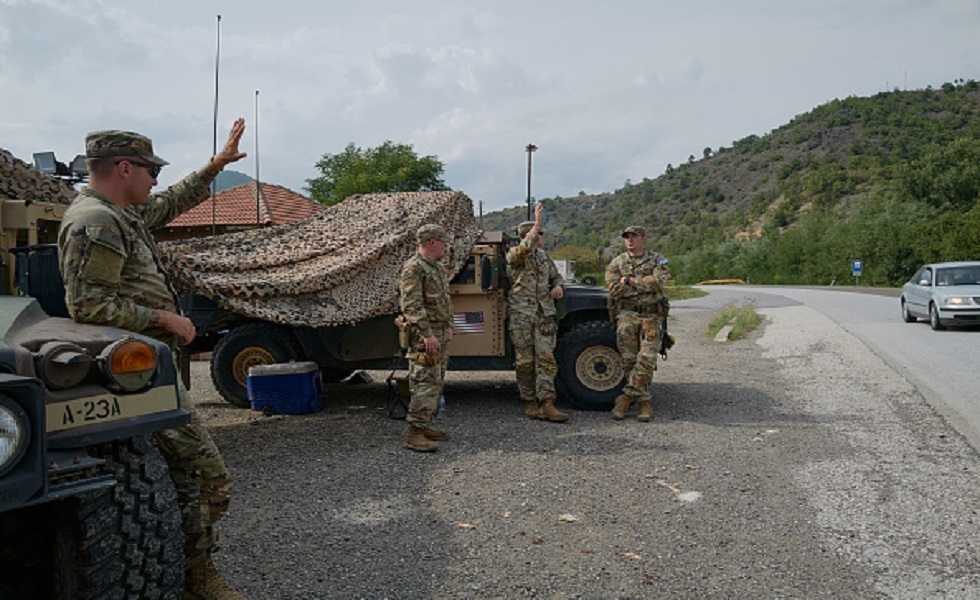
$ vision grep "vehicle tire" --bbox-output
[555,320,625,411]
[581,275,597,286]
[321,368,354,384]
[211,322,303,407]
[901,298,917,323]
[929,303,946,331]
[0,435,183,599]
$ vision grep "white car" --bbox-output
[901,261,980,330]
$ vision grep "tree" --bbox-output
[305,141,449,205]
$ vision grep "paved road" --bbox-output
[682,285,980,452]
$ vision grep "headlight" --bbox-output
[34,341,92,390]
[0,397,29,477]
[942,297,975,306]
[99,338,158,392]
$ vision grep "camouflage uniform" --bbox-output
[605,242,670,404]
[398,234,453,429]
[58,132,233,564]
[506,223,564,409]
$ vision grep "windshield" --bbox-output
[935,266,980,286]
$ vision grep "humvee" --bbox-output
[182,231,626,411]
[0,158,189,598]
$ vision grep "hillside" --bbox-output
[482,80,980,285]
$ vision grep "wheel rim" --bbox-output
[574,345,624,392]
[232,347,276,386]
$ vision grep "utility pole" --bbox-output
[525,143,537,220]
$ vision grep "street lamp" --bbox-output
[525,143,537,220]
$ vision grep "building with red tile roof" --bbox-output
[157,181,324,240]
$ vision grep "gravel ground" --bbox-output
[190,300,979,599]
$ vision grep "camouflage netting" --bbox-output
[159,191,482,327]
[0,148,79,204]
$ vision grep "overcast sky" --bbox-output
[2,0,978,212]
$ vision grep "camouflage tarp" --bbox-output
[1,148,78,204]
[159,191,482,327]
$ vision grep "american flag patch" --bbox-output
[452,311,485,334]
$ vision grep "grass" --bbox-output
[706,302,762,341]
[665,285,707,301]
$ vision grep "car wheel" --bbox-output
[1,435,184,599]
[211,322,303,407]
[901,299,917,323]
[929,303,946,331]
[555,321,625,411]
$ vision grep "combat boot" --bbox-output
[421,426,451,441]
[636,401,654,422]
[611,394,633,420]
[538,399,569,423]
[404,426,439,452]
[183,555,244,600]
[524,400,539,419]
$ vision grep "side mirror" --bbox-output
[480,255,495,291]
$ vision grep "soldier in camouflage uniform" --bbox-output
[58,122,247,600]
[398,224,454,452]
[506,203,569,422]
[605,225,670,422]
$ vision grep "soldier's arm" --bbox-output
[547,257,564,290]
[605,259,629,298]
[399,263,433,339]
[59,223,155,332]
[137,118,247,228]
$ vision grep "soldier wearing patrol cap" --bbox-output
[605,225,670,422]
[397,223,454,451]
[506,202,569,422]
[58,120,247,599]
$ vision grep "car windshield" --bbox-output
[935,266,980,286]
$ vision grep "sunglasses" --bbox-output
[115,159,162,178]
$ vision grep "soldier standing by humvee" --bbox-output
[398,224,454,452]
[58,121,247,599]
[605,226,670,422]
[506,203,570,422]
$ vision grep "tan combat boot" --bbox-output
[421,426,451,441]
[611,394,633,420]
[636,401,654,422]
[183,555,244,600]
[538,399,570,423]
[524,400,539,419]
[404,426,439,452]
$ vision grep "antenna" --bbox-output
[211,14,222,237]
[255,89,260,226]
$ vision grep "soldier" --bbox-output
[605,226,670,422]
[58,121,247,599]
[506,203,569,422]
[398,223,454,452]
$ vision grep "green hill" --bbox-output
[482,80,980,286]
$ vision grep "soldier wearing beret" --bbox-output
[605,225,670,422]
[397,223,454,451]
[506,202,569,422]
[58,120,247,599]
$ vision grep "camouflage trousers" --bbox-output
[509,314,558,403]
[406,326,451,427]
[154,380,234,563]
[616,311,663,402]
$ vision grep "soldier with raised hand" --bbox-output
[58,120,247,599]
[605,226,670,422]
[506,202,569,422]
[398,223,454,452]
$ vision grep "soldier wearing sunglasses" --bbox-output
[58,119,247,599]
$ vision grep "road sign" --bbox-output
[852,259,862,285]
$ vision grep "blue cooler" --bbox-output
[247,362,325,415]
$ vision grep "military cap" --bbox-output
[621,225,647,238]
[85,130,170,166]
[416,223,451,243]
[517,221,544,238]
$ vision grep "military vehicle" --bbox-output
[170,192,626,412]
[0,149,188,599]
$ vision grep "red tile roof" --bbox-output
[167,182,324,227]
